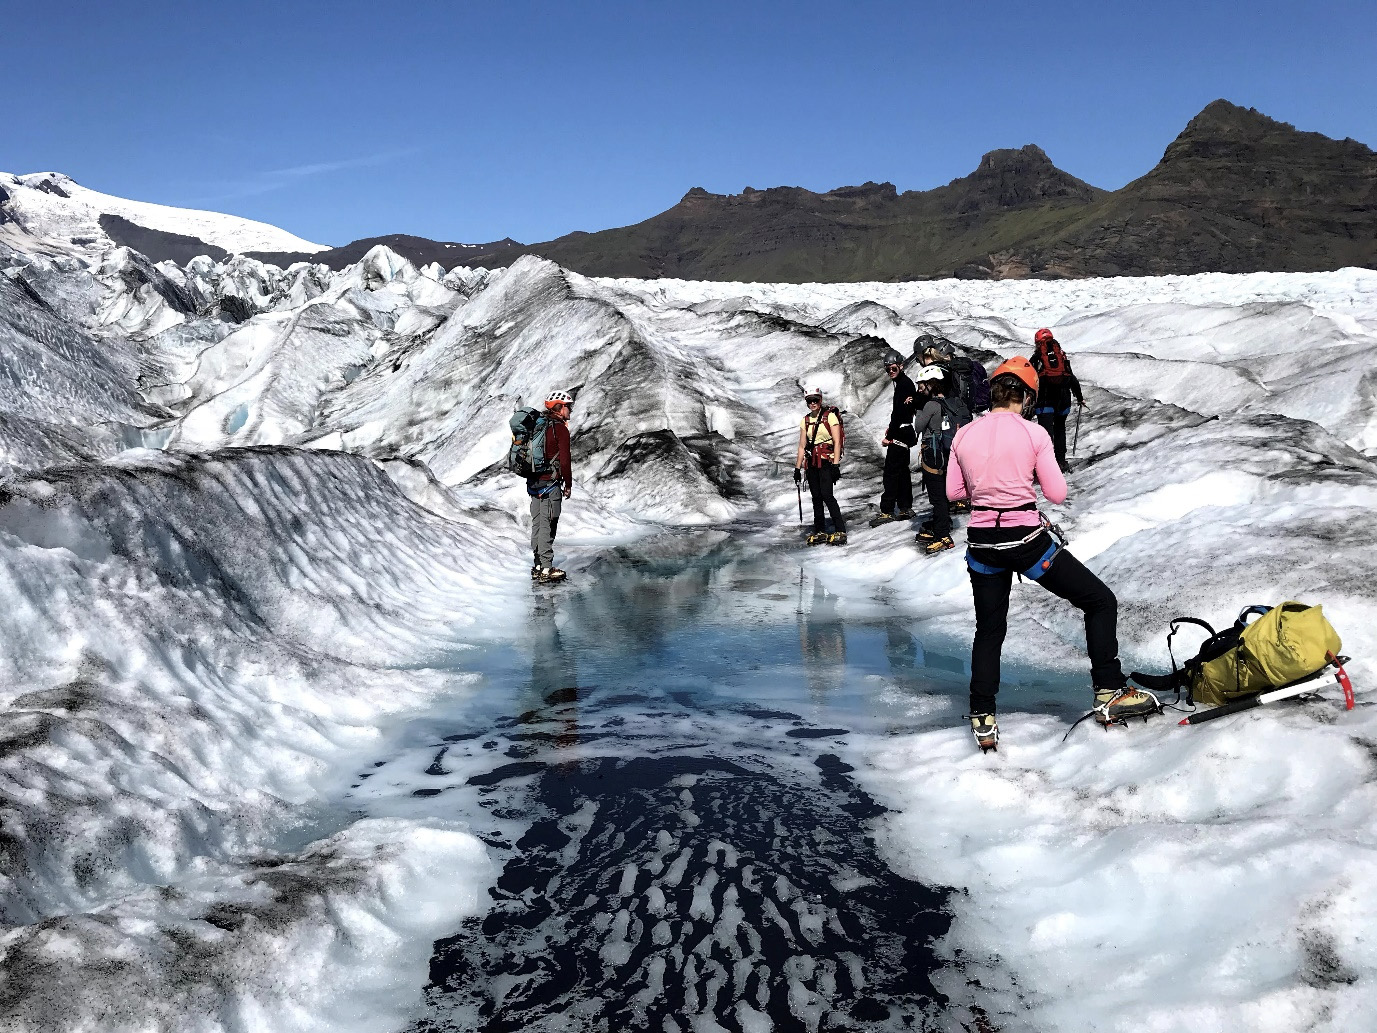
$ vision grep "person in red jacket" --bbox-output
[528,390,574,582]
[1030,328,1086,473]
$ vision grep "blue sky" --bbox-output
[3,0,1372,247]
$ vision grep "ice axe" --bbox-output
[795,467,804,524]
[1178,654,1354,725]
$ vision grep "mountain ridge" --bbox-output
[5,100,1372,280]
[461,100,1375,281]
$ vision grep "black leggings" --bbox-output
[922,470,950,536]
[1037,412,1069,465]
[967,530,1124,714]
[880,444,912,514]
[806,464,844,533]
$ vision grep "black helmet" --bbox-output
[883,349,905,369]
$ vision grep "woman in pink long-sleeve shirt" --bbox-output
[947,357,1157,750]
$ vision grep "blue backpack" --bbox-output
[507,407,552,477]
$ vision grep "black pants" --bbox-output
[880,444,913,514]
[806,464,844,533]
[966,529,1124,715]
[1037,412,1069,466]
[922,469,950,536]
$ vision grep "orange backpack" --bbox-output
[1036,336,1070,384]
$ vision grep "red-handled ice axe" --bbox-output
[1179,653,1354,725]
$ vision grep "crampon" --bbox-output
[1062,686,1163,741]
[969,713,999,753]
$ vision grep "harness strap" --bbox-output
[965,539,1061,580]
[971,502,1036,513]
[971,500,1036,529]
[965,523,1046,551]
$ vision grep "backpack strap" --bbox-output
[805,409,835,466]
[1163,617,1217,704]
[825,406,844,458]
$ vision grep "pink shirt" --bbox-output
[946,411,1066,528]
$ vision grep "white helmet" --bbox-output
[915,365,945,384]
[544,389,574,410]
[802,385,824,400]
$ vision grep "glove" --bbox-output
[793,468,802,484]
[831,465,841,483]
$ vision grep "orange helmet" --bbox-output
[1034,328,1055,345]
[991,356,1039,394]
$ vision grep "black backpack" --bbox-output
[951,355,991,412]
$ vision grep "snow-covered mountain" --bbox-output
[0,171,326,255]
[3,214,1377,1032]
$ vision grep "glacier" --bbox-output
[1,196,1376,1031]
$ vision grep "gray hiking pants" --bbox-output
[529,491,563,569]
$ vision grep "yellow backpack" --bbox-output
[1134,602,1342,706]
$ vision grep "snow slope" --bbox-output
[2,214,1377,1030]
[0,448,524,1032]
[0,171,325,254]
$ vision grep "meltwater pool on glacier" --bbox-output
[346,535,1071,1032]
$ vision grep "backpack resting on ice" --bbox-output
[1132,601,1342,707]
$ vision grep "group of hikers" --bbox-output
[516,328,1163,751]
[792,329,1156,749]
[795,331,1085,553]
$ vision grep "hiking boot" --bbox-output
[914,527,940,542]
[895,510,914,520]
[868,512,896,527]
[827,531,848,546]
[1058,459,1071,474]
[922,535,955,555]
[531,565,543,580]
[1093,685,1160,725]
[970,713,999,752]
[951,499,971,513]
[536,567,568,583]
[806,532,830,546]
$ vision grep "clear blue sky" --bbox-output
[3,0,1372,247]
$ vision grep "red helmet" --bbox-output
[991,356,1039,394]
[1034,328,1055,345]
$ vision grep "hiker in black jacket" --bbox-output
[1030,328,1086,472]
[871,351,917,525]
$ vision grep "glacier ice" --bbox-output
[0,202,1376,1031]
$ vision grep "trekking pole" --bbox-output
[1071,404,1083,456]
[796,478,804,524]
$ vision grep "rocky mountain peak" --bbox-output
[949,143,1101,213]
[976,143,1055,173]
[1158,98,1375,168]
